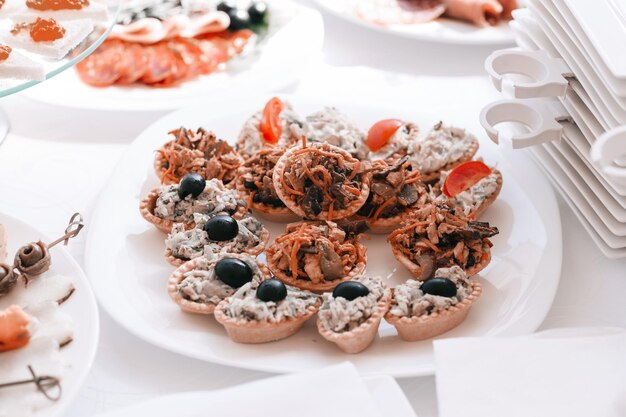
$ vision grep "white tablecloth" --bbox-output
[1,3,625,416]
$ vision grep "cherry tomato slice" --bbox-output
[367,119,404,152]
[443,161,492,198]
[259,97,284,144]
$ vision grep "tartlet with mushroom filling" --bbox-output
[385,266,482,341]
[272,142,372,220]
[298,107,369,159]
[316,276,390,354]
[432,161,503,218]
[366,119,420,163]
[140,174,248,233]
[236,97,304,158]
[388,203,498,280]
[352,156,430,233]
[155,127,243,185]
[164,213,269,267]
[235,147,299,222]
[214,278,320,344]
[407,122,479,183]
[265,220,367,293]
[168,253,269,315]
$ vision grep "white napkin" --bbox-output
[94,362,412,417]
[434,327,626,417]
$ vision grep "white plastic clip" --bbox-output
[485,49,573,98]
[591,125,626,182]
[480,98,571,149]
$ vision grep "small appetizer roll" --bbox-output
[317,277,390,354]
[0,305,32,353]
[14,241,51,281]
[408,122,479,183]
[266,221,367,293]
[366,119,420,162]
[236,97,303,158]
[0,263,17,297]
[434,161,503,218]
[299,107,368,159]
[168,253,270,315]
[388,203,498,280]
[273,142,372,220]
[155,127,243,185]
[164,213,269,266]
[235,147,300,222]
[385,266,482,341]
[141,175,248,233]
[214,278,320,344]
[352,156,430,233]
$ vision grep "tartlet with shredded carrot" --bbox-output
[388,203,499,280]
[272,141,372,221]
[155,127,243,185]
[265,220,367,293]
[352,156,431,234]
[235,147,299,222]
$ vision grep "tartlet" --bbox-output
[316,276,390,354]
[265,220,367,293]
[298,107,368,159]
[408,122,479,183]
[235,147,300,222]
[366,121,420,163]
[214,279,320,344]
[434,167,503,218]
[388,203,498,280]
[235,98,303,158]
[140,177,248,233]
[168,253,270,315]
[154,127,243,185]
[272,142,372,221]
[352,156,430,234]
[164,214,269,267]
[385,266,482,341]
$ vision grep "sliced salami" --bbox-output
[139,43,176,84]
[75,40,124,87]
[115,43,149,85]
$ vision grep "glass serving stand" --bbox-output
[0,1,121,144]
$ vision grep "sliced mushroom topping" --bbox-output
[397,184,418,206]
[371,182,395,199]
[317,240,344,280]
[415,253,436,280]
[302,186,324,216]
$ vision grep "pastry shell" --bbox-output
[214,298,321,344]
[139,187,247,233]
[164,225,270,267]
[384,279,482,341]
[316,285,391,354]
[272,143,372,220]
[168,254,270,315]
[265,237,367,294]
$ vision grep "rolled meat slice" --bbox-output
[441,0,504,27]
[354,0,446,26]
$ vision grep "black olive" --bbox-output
[256,278,287,302]
[217,0,236,13]
[203,215,239,241]
[248,1,267,25]
[227,8,252,31]
[421,278,457,298]
[332,281,369,301]
[243,179,258,190]
[466,253,476,268]
[215,258,253,288]
[178,173,206,199]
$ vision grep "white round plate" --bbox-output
[0,211,99,417]
[313,0,516,45]
[91,376,414,417]
[19,1,323,111]
[85,94,561,377]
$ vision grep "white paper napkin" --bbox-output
[93,362,414,417]
[434,327,626,417]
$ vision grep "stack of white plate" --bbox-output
[479,0,626,258]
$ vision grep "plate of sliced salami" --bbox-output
[313,0,519,45]
[20,0,323,111]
